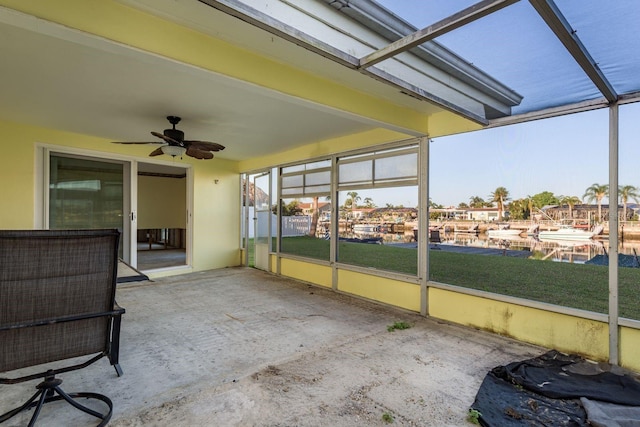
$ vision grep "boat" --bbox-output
[454,223,479,234]
[352,224,380,233]
[538,225,602,241]
[487,228,522,238]
[487,224,522,238]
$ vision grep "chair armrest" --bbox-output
[1,308,125,331]
[113,301,125,315]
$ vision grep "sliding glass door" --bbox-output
[49,153,129,258]
[45,150,193,271]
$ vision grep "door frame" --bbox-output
[36,144,193,270]
[136,161,193,271]
[252,171,272,271]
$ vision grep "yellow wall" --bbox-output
[427,110,484,138]
[428,288,609,362]
[0,120,115,229]
[620,327,640,372]
[0,119,241,273]
[0,122,38,229]
[190,157,240,271]
[239,129,412,172]
[337,269,421,312]
[273,258,640,372]
[138,176,186,229]
[280,258,332,288]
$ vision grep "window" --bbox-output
[336,145,419,274]
[428,111,612,315]
[279,160,331,261]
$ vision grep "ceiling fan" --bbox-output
[112,116,225,160]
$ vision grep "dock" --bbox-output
[429,244,531,258]
[387,241,532,258]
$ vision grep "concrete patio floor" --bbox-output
[1,267,545,426]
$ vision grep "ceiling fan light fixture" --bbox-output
[161,145,186,157]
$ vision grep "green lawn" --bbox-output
[270,236,640,320]
[430,251,625,316]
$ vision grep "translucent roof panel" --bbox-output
[557,0,640,96]
[375,0,640,115]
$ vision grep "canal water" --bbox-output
[344,229,640,265]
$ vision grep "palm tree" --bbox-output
[469,196,486,209]
[507,199,526,220]
[309,196,320,237]
[346,191,361,214]
[558,195,582,219]
[619,185,640,221]
[429,198,443,209]
[526,196,535,219]
[309,195,332,237]
[489,187,510,221]
[583,183,609,221]
[363,197,375,208]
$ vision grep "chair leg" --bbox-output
[113,363,124,377]
[0,389,42,423]
[110,313,124,377]
[26,388,49,427]
[0,373,113,427]
[53,387,110,420]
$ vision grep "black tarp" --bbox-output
[585,254,640,268]
[471,350,640,426]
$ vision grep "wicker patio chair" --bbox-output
[0,229,125,426]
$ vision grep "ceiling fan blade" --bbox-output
[111,141,163,145]
[185,140,225,151]
[149,147,164,157]
[151,131,182,146]
[186,146,214,159]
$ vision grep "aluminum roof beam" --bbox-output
[197,0,523,124]
[488,98,609,127]
[529,0,618,103]
[488,91,640,128]
[358,0,520,69]
[325,0,522,109]
[197,0,359,69]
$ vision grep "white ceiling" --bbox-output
[0,2,437,163]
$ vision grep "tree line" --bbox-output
[276,183,640,229]
[278,191,404,217]
[431,184,640,221]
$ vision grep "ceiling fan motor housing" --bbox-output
[164,128,184,142]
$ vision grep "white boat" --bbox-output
[538,226,599,241]
[353,224,380,233]
[487,228,522,238]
